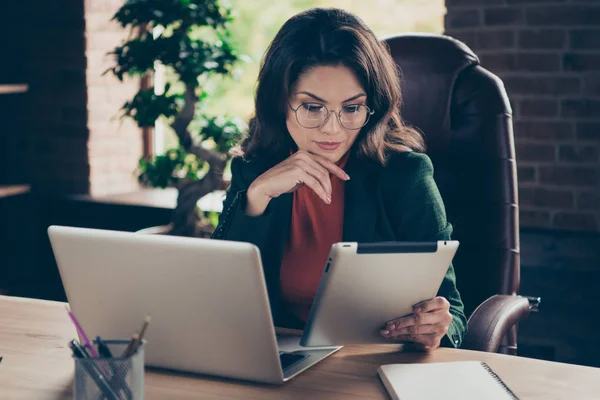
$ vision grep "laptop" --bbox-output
[48,225,341,385]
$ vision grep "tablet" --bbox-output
[300,241,459,347]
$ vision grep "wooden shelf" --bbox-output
[0,84,28,95]
[0,184,30,199]
[67,187,225,213]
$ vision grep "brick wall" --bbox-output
[445,0,600,233]
[445,0,600,368]
[26,0,141,196]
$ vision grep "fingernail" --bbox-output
[344,174,350,180]
[414,307,422,313]
[381,330,389,336]
[327,197,332,204]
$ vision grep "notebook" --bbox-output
[377,361,519,400]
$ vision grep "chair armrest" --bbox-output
[462,295,532,353]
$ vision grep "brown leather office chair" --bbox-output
[383,33,540,354]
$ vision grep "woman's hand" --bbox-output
[245,150,350,216]
[380,297,453,351]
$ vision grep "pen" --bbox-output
[69,340,121,400]
[96,337,132,400]
[96,336,113,358]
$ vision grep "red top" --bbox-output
[279,152,349,322]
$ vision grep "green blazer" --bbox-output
[212,150,467,348]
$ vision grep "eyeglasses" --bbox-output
[288,102,375,130]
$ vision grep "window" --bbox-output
[153,0,445,155]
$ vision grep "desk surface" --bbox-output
[1,295,599,399]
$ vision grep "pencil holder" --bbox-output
[73,340,145,400]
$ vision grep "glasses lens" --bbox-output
[296,103,327,128]
[340,105,370,130]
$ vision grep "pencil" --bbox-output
[138,315,151,342]
[122,334,139,358]
[132,315,151,353]
[65,305,100,358]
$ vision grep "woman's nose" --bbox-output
[321,110,343,135]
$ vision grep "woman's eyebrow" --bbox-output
[294,91,366,103]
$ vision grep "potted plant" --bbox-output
[107,0,246,237]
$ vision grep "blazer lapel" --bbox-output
[342,153,378,243]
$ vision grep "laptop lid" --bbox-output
[48,225,285,384]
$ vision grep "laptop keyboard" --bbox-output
[279,352,307,370]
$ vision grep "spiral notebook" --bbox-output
[377,361,519,400]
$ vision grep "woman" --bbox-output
[212,8,467,350]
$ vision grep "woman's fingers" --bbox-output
[380,322,448,338]
[388,322,449,337]
[293,159,332,197]
[297,150,350,181]
[384,309,451,332]
[293,168,331,204]
[412,297,450,313]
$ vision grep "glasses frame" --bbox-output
[288,102,375,130]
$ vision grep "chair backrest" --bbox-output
[383,33,520,317]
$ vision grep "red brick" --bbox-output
[519,166,537,182]
[563,53,600,72]
[582,76,600,97]
[445,9,481,29]
[577,122,600,140]
[484,8,524,26]
[562,99,600,118]
[479,53,517,72]
[447,0,503,5]
[540,166,598,186]
[86,31,128,51]
[569,29,600,50]
[514,121,574,140]
[507,0,567,3]
[526,6,600,26]
[504,77,580,96]
[480,53,561,73]
[87,105,126,122]
[553,212,598,231]
[559,145,599,163]
[84,0,124,14]
[519,29,566,50]
[520,209,551,228]
[520,99,559,117]
[520,188,574,208]
[577,192,600,211]
[85,13,120,32]
[449,31,478,49]
[518,53,562,72]
[478,30,516,49]
[517,143,556,162]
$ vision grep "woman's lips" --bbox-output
[315,141,342,151]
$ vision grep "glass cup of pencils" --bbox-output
[72,338,145,400]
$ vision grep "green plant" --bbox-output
[107,0,246,237]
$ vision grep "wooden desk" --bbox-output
[1,296,599,399]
